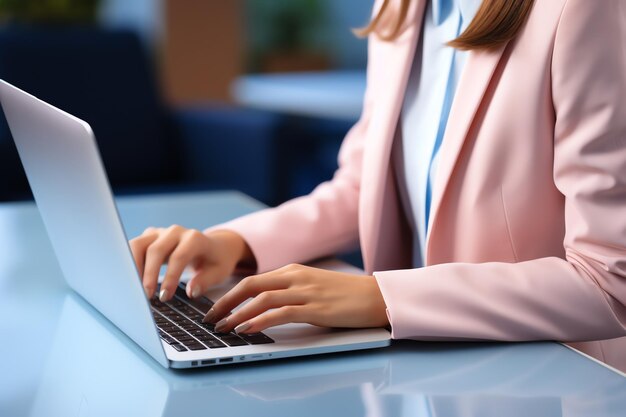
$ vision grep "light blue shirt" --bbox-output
[399,0,480,267]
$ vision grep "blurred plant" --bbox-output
[0,0,101,25]
[247,0,329,72]
[254,0,324,52]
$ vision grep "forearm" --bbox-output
[208,178,360,273]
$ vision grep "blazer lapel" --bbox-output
[425,43,510,265]
[360,0,425,273]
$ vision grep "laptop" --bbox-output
[0,79,391,369]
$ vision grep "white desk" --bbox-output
[1,191,624,416]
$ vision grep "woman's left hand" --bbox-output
[203,264,389,334]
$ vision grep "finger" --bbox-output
[143,227,185,300]
[129,233,159,288]
[234,305,308,334]
[177,230,227,299]
[186,267,229,300]
[205,271,292,323]
[159,232,200,301]
[132,228,161,269]
[213,290,304,332]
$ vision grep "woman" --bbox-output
[130,0,626,370]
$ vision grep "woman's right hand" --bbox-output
[129,226,254,302]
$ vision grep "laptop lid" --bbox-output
[0,79,169,368]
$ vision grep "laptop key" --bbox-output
[167,314,184,322]
[218,335,248,347]
[185,342,208,351]
[151,301,170,312]
[200,325,216,333]
[177,335,195,343]
[159,310,174,318]
[195,333,218,342]
[238,333,275,345]
[202,339,227,349]
[188,299,213,314]
[170,299,184,308]
[175,285,215,312]
[179,310,198,319]
[170,343,187,352]
[186,312,204,321]
[189,328,209,337]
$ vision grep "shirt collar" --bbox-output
[432,0,481,26]
[432,0,452,25]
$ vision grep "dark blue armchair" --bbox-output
[0,26,357,212]
[0,27,284,203]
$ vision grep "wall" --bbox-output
[97,0,372,103]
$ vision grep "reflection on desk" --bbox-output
[31,293,626,417]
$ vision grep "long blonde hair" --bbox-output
[355,0,536,50]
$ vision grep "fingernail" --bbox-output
[159,288,169,302]
[191,286,201,299]
[203,308,216,323]
[234,322,252,334]
[214,317,229,333]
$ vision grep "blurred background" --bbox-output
[0,0,371,208]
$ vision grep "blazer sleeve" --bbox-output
[374,0,626,342]
[207,80,375,274]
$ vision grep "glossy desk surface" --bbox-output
[1,191,624,416]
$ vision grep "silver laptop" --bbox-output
[0,79,390,369]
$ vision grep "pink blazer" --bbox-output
[217,0,626,371]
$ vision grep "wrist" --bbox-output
[205,229,255,269]
[368,275,390,327]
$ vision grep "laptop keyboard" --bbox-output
[151,284,274,352]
